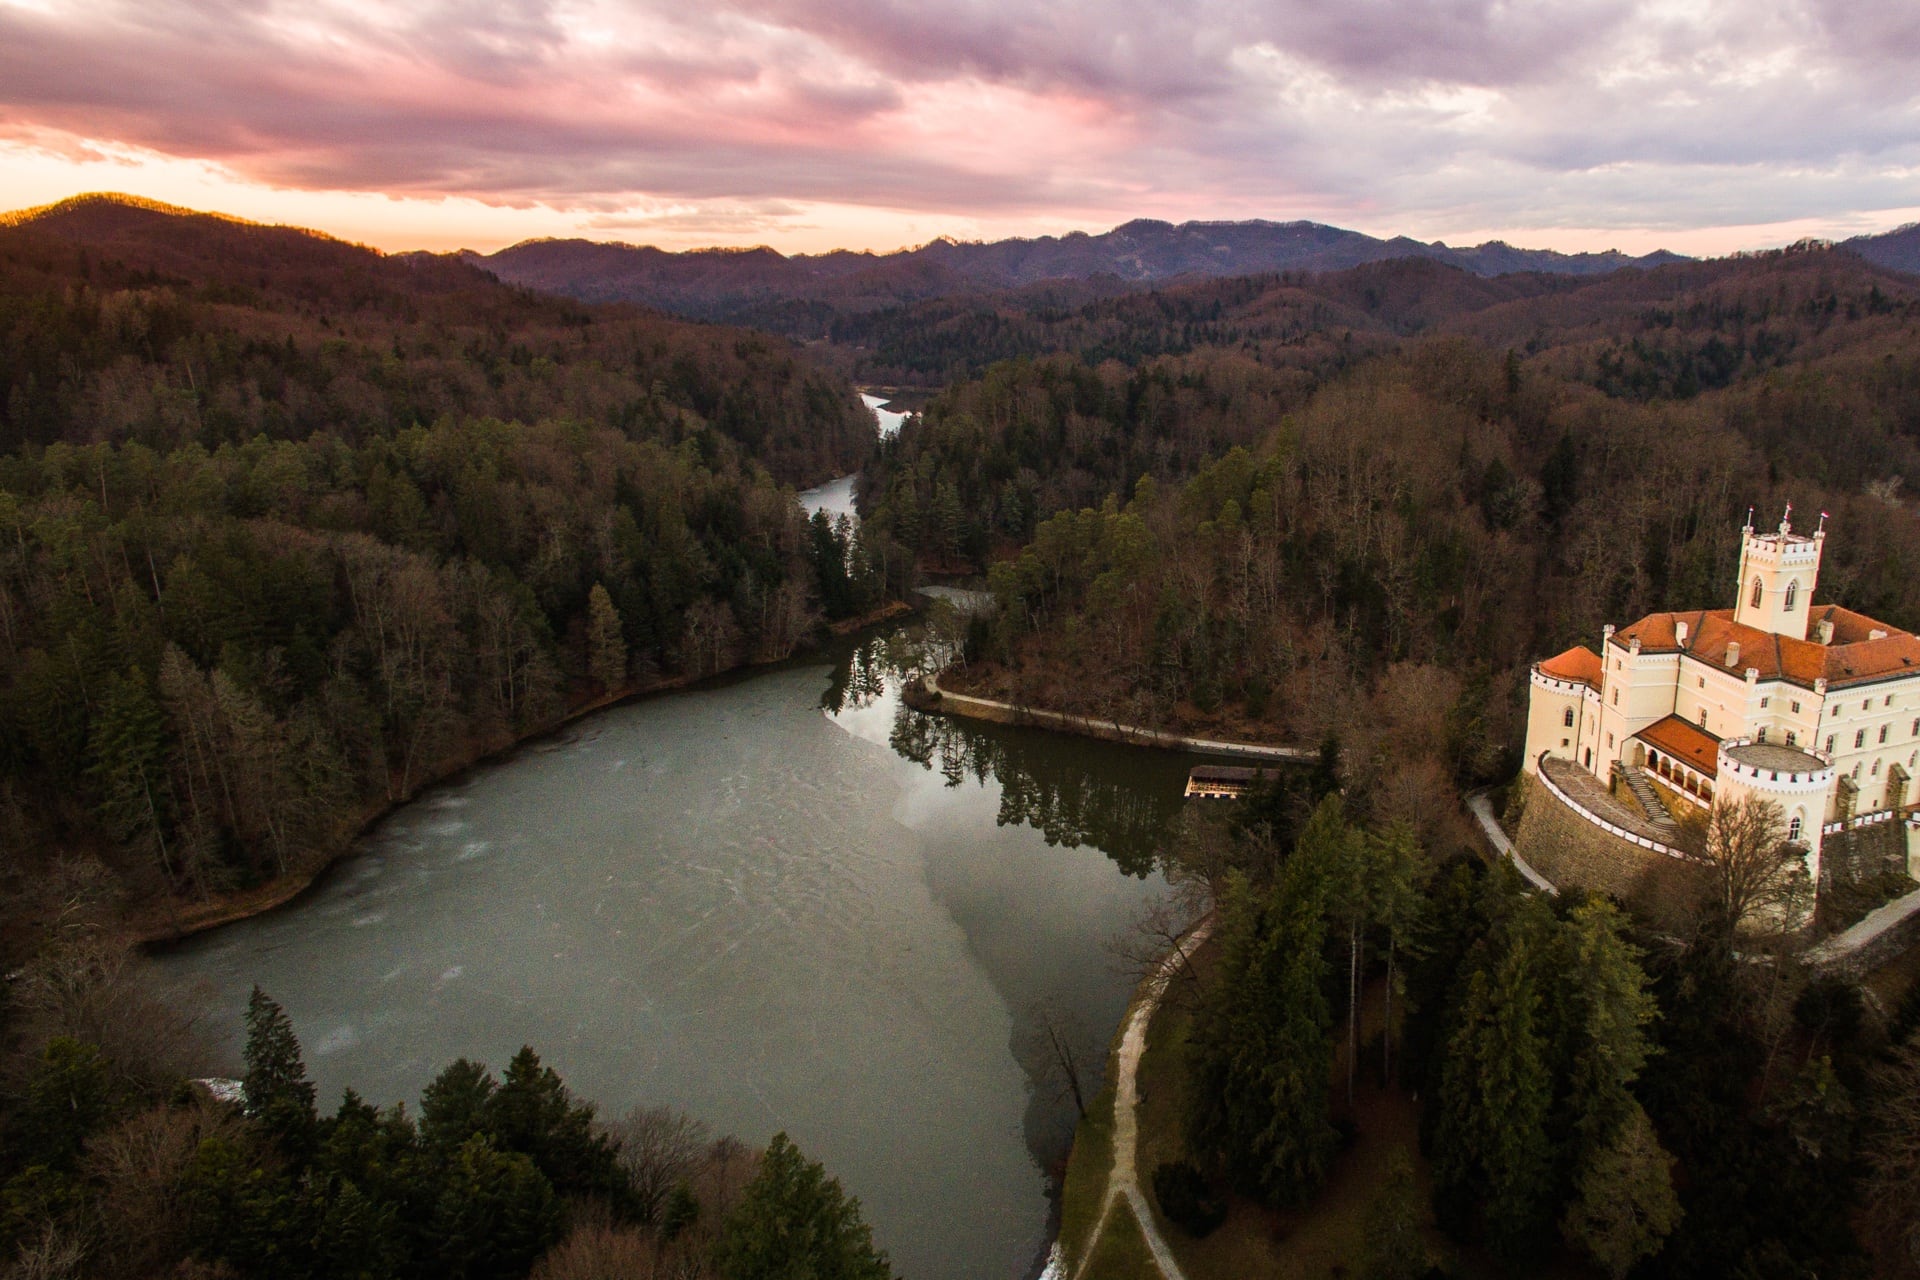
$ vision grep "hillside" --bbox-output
[0,193,874,483]
[1847,221,1920,275]
[0,195,897,936]
[472,217,1686,338]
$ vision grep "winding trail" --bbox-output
[1464,786,1558,894]
[1073,918,1213,1280]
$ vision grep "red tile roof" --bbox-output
[1537,645,1602,687]
[1610,607,1920,690]
[1635,714,1722,775]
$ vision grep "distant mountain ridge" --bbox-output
[1844,222,1920,275]
[469,217,1691,330]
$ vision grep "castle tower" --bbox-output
[1733,509,1823,637]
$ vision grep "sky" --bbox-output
[1,0,1917,257]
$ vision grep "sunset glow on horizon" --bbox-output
[2,0,1917,258]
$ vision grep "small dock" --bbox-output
[1185,765,1281,799]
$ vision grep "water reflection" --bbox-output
[822,630,1185,880]
[154,620,1189,1279]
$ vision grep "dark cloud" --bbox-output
[0,0,1915,235]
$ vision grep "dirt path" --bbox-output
[1074,918,1213,1280]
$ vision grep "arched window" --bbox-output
[1784,579,1799,610]
[1563,707,1575,727]
[1788,815,1803,842]
[1751,577,1764,609]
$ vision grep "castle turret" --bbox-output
[1733,509,1823,637]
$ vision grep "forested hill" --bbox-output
[0,193,874,485]
[0,194,897,939]
[865,244,1920,833]
[471,218,1687,339]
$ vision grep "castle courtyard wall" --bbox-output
[1508,774,1705,931]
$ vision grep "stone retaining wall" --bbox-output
[1509,774,1704,930]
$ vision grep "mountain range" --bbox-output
[467,218,1698,331]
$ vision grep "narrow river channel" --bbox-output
[152,630,1196,1278]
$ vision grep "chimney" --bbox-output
[1725,641,1741,668]
[1817,619,1835,645]
[1675,620,1689,646]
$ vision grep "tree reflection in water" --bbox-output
[823,627,1185,879]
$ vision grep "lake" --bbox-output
[153,625,1195,1279]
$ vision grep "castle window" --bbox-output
[1826,734,1836,754]
[1873,759,1882,776]
[1756,726,1769,743]
[1564,707,1575,727]
[1791,700,1801,714]
[1562,738,1570,747]
[1887,695,1896,707]
[1784,580,1798,609]
[1612,690,1619,706]
[1761,696,1770,708]
[1788,816,1803,842]
[1880,724,1890,744]
[1699,709,1709,728]
[1864,699,1873,712]
[1698,677,1706,689]
[1912,718,1918,736]
[1584,748,1593,768]
[1786,731,1798,746]
[1751,577,1764,608]
[1607,734,1614,748]
[1856,729,1867,749]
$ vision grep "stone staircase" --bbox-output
[1618,766,1682,839]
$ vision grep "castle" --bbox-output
[1523,512,1920,884]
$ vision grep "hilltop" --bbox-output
[470,217,1691,336]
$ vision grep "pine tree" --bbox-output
[87,665,175,878]
[587,582,627,693]
[1366,823,1427,1086]
[1433,903,1556,1259]
[1561,1103,1682,1278]
[1186,801,1342,1207]
[242,987,317,1161]
[714,1132,894,1280]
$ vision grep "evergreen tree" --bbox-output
[87,666,175,878]
[242,987,317,1161]
[428,1135,561,1280]
[587,582,627,693]
[486,1046,627,1204]
[420,1059,499,1153]
[1432,901,1555,1259]
[1365,823,1427,1086]
[1187,794,1344,1206]
[12,1038,119,1172]
[714,1132,894,1280]
[1561,1103,1681,1280]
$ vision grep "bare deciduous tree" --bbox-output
[1017,1000,1092,1120]
[6,938,218,1097]
[1684,795,1803,934]
[600,1105,712,1226]
[1107,884,1209,1011]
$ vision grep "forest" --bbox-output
[4,192,1920,1278]
[866,243,1920,1276]
[0,196,900,932]
[878,248,1920,844]
[1147,775,1920,1278]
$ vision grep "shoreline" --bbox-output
[136,599,918,947]
[905,669,1313,762]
